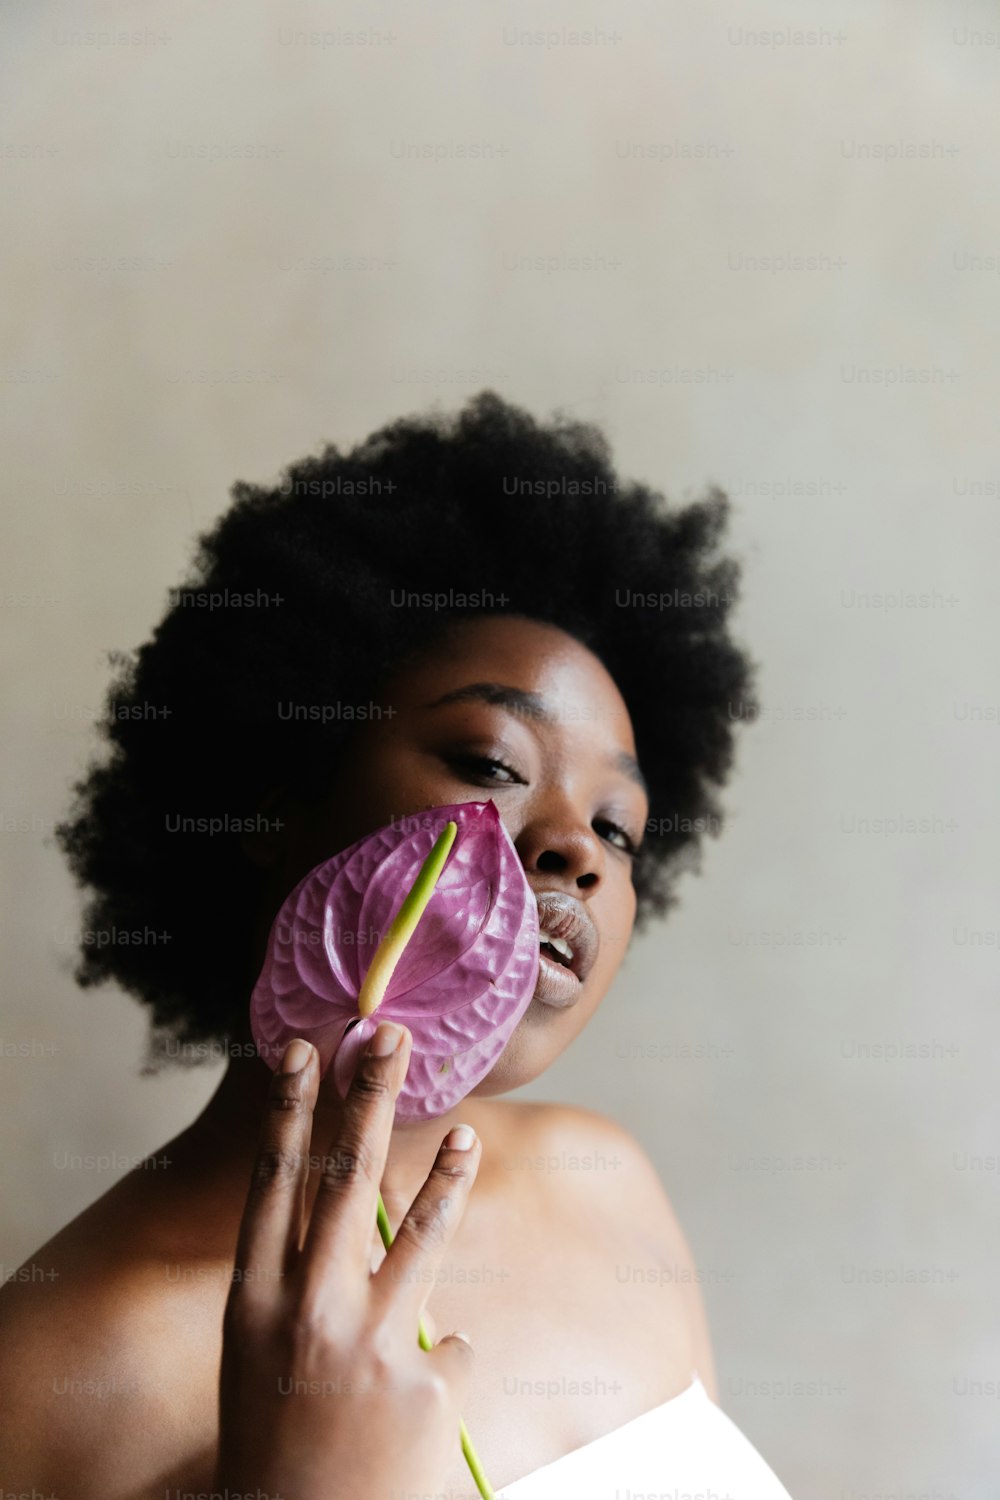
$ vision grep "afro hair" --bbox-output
[56,390,756,1066]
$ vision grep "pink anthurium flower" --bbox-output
[250,799,540,1121]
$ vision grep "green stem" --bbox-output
[358,821,458,1018]
[376,1192,495,1500]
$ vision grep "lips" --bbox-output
[532,890,599,1009]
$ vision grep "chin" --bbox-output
[466,1001,574,1101]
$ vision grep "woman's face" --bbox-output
[259,614,649,1097]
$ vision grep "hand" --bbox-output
[215,1021,482,1499]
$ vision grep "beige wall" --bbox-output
[2,0,997,1494]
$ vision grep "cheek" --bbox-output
[584,946,626,1020]
[565,883,636,1030]
[596,881,637,975]
[332,738,461,830]
[307,744,430,855]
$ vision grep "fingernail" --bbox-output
[282,1039,312,1074]
[451,1330,472,1346]
[443,1123,476,1151]
[368,1021,404,1057]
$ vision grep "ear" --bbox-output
[240,785,296,869]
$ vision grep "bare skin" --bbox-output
[215,1024,483,1498]
[0,617,718,1496]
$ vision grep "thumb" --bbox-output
[431,1328,475,1391]
[439,1328,472,1350]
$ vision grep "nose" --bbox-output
[514,801,603,893]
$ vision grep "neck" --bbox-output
[180,1046,496,1238]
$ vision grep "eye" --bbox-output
[448,752,525,786]
[594,818,640,857]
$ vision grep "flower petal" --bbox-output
[250,800,540,1118]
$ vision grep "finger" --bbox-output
[429,1329,476,1400]
[299,1020,412,1294]
[371,1122,481,1326]
[231,1039,319,1288]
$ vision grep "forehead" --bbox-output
[390,615,638,750]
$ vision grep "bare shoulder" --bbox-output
[494,1097,719,1400]
[0,1191,220,1496]
[496,1095,688,1223]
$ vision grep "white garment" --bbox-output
[496,1373,794,1499]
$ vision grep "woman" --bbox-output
[0,392,791,1496]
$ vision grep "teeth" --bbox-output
[539,930,574,963]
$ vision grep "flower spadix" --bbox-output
[250,800,540,1120]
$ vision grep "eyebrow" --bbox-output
[424,681,649,797]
